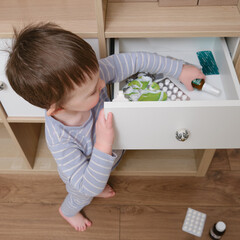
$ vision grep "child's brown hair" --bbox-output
[6,22,99,109]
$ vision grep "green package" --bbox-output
[196,51,219,75]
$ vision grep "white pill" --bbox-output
[173,87,178,93]
[177,91,183,98]
[159,82,164,89]
[163,86,168,92]
[167,90,172,97]
[141,76,152,82]
[138,73,146,77]
[182,95,188,101]
[171,94,176,101]
[169,83,174,89]
[164,79,170,86]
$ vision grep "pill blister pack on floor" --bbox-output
[182,208,207,237]
[157,78,190,101]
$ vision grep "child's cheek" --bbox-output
[90,95,100,109]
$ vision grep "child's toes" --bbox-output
[81,225,86,231]
[86,220,92,227]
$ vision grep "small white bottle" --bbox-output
[209,221,226,240]
[192,79,220,96]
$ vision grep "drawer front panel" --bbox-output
[104,102,240,149]
[0,39,99,118]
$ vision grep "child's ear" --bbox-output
[46,104,63,116]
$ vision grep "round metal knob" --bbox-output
[176,129,189,142]
[0,81,5,91]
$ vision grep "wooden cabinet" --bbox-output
[198,0,238,6]
[0,0,240,176]
[158,0,198,7]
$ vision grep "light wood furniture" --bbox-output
[0,0,240,176]
[158,0,198,7]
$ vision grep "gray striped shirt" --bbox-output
[45,52,183,196]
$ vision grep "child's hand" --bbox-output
[178,64,205,91]
[95,109,114,155]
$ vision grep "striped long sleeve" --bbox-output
[98,52,183,84]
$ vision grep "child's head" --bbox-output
[6,22,99,111]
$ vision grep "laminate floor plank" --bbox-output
[209,149,231,171]
[0,173,65,204]
[0,203,120,240]
[1,170,240,207]
[99,170,240,207]
[120,206,240,240]
[227,149,240,170]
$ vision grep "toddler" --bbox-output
[6,23,205,232]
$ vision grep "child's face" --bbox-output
[62,71,106,112]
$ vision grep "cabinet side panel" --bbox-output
[198,0,238,6]
[159,0,198,7]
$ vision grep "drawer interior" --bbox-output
[112,37,240,102]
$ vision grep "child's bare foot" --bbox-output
[59,207,92,231]
[96,184,115,198]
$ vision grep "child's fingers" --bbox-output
[106,112,113,129]
[97,109,106,123]
[186,83,194,91]
[198,71,206,80]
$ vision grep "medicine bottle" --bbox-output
[191,79,220,96]
[209,221,226,240]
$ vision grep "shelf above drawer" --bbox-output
[0,0,98,38]
[105,3,240,37]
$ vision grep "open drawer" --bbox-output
[104,38,240,150]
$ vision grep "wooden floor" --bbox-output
[0,149,239,239]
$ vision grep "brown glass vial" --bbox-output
[191,79,220,96]
[209,221,226,240]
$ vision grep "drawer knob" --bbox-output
[0,81,5,91]
[176,129,189,142]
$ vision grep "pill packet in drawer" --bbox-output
[156,77,190,101]
[122,72,190,101]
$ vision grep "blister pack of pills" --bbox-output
[156,78,190,101]
[182,208,207,237]
[122,73,190,102]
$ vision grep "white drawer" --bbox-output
[104,38,240,149]
[0,38,100,118]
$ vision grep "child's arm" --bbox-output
[99,52,204,91]
[47,141,116,196]
[46,111,115,196]
[99,52,182,83]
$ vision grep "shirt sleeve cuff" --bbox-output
[92,147,117,168]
